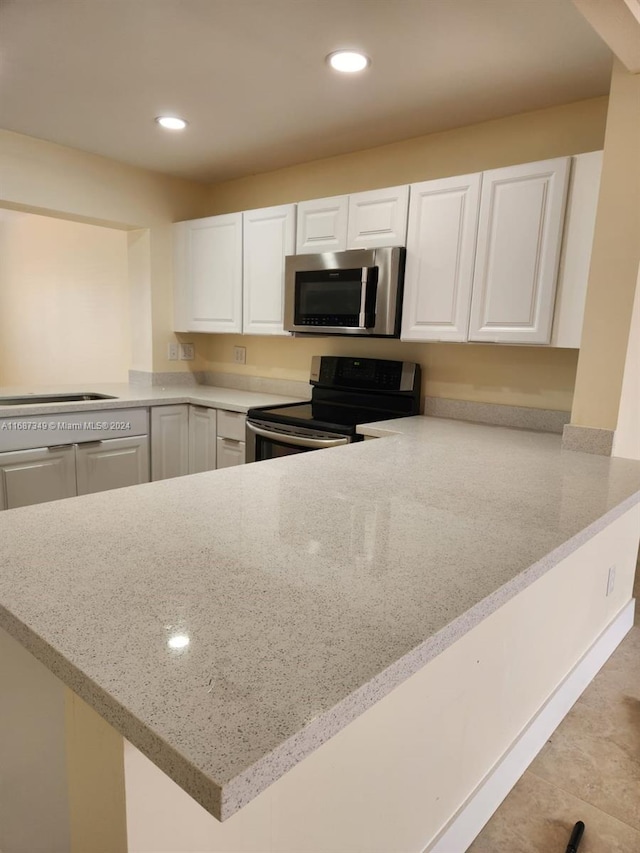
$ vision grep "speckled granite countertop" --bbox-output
[0,381,304,418]
[0,416,639,821]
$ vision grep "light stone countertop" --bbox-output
[0,415,639,821]
[0,381,305,418]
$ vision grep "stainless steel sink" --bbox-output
[0,393,118,405]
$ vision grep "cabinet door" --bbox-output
[0,446,76,510]
[296,196,348,254]
[243,204,296,335]
[76,437,149,496]
[551,151,603,348]
[401,174,481,342]
[216,437,246,468]
[173,214,243,333]
[347,185,409,249]
[469,157,570,344]
[188,406,217,474]
[150,406,189,481]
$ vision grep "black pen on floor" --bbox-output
[565,820,585,852]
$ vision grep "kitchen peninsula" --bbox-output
[1,413,639,853]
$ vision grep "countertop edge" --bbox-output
[0,388,304,418]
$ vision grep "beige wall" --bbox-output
[570,61,640,430]
[0,128,209,374]
[191,97,607,411]
[193,334,579,412]
[205,97,607,213]
[0,210,130,386]
[612,263,640,460]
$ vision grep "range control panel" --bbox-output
[310,356,418,394]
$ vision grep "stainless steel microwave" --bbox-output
[283,246,405,337]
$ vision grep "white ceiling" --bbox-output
[0,0,612,184]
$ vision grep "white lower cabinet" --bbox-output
[76,436,149,496]
[216,409,246,468]
[0,437,150,510]
[188,406,217,474]
[0,445,77,510]
[151,405,190,481]
[216,437,246,468]
[151,405,246,479]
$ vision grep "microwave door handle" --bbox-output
[359,267,368,328]
[246,421,349,449]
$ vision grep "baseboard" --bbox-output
[425,599,635,853]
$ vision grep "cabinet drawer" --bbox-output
[216,437,246,468]
[217,409,246,442]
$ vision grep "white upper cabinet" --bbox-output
[468,157,571,344]
[173,214,243,333]
[296,196,348,254]
[243,204,296,335]
[401,173,481,342]
[551,151,603,348]
[347,185,410,249]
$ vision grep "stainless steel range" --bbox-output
[245,356,421,463]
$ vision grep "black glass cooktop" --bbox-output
[247,400,404,435]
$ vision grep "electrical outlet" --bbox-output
[606,566,616,597]
[167,342,179,361]
[179,343,195,361]
[233,346,246,365]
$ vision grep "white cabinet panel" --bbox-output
[347,185,409,249]
[243,204,296,335]
[151,405,189,481]
[551,151,603,348]
[0,446,76,510]
[217,409,246,442]
[401,174,481,342]
[216,437,246,468]
[173,214,243,333]
[469,157,570,344]
[188,406,217,474]
[76,437,149,496]
[296,196,348,254]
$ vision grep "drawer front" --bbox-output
[216,437,245,468]
[0,408,149,453]
[217,409,246,442]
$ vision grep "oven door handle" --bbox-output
[246,421,350,449]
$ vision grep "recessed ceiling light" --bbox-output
[155,116,188,130]
[327,50,370,73]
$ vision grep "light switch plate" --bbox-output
[167,342,179,361]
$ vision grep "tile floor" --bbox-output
[468,585,640,852]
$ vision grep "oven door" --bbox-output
[246,420,350,463]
